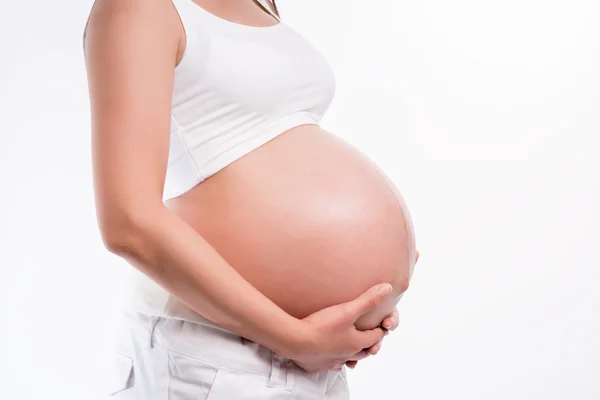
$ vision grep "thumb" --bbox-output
[344,283,393,322]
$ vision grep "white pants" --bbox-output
[108,310,350,399]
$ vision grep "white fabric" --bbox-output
[108,310,350,399]
[163,0,336,200]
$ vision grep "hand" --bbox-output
[344,309,397,369]
[346,250,420,370]
[283,283,394,373]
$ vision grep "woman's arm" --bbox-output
[84,0,387,370]
[84,0,299,353]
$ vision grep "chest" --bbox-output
[173,26,336,116]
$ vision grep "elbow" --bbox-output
[99,218,137,257]
[98,208,153,257]
[100,226,134,256]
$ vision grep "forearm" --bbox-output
[105,203,302,355]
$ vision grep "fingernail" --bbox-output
[383,321,392,329]
[378,283,392,295]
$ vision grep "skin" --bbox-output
[84,0,419,372]
[165,125,416,315]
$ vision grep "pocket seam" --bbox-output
[205,368,223,400]
[163,346,267,377]
[108,352,134,396]
[338,370,350,393]
[205,368,270,400]
[168,349,220,396]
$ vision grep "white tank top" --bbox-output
[124,0,336,324]
[163,0,336,200]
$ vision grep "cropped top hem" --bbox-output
[164,111,320,200]
[122,268,230,331]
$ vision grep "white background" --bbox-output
[1,0,599,399]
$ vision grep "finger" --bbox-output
[355,326,387,349]
[345,283,393,322]
[381,310,399,330]
[381,318,393,330]
[367,340,382,355]
[346,360,358,369]
[346,349,371,362]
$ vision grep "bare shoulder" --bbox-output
[84,0,183,53]
[87,0,176,17]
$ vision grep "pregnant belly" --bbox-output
[166,125,417,329]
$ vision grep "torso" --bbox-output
[156,0,417,329]
[166,125,416,329]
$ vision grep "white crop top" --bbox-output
[163,0,336,200]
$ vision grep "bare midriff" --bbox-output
[165,124,417,330]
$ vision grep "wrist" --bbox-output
[268,316,313,358]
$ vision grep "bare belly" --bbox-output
[166,125,417,329]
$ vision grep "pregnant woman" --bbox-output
[84,0,418,398]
